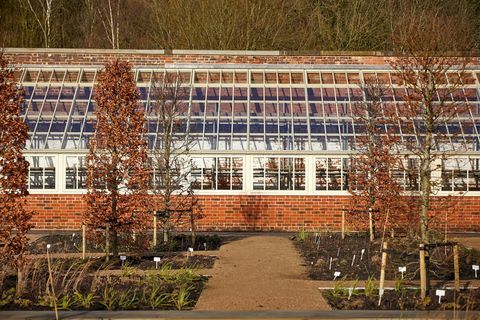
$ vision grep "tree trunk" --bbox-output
[112,229,119,257]
[190,210,196,247]
[105,224,110,262]
[163,220,169,243]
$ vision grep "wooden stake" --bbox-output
[46,248,59,320]
[341,208,345,240]
[379,241,388,294]
[420,243,427,300]
[153,214,157,248]
[82,224,86,260]
[369,208,374,242]
[453,244,460,292]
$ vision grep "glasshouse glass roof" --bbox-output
[17,67,480,153]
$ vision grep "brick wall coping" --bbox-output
[4,48,396,56]
[4,48,478,68]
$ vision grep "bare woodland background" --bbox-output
[1,0,479,51]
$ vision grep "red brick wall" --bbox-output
[26,194,480,232]
[4,49,479,68]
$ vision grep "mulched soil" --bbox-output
[28,233,223,255]
[296,233,480,281]
[323,288,480,310]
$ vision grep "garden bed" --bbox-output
[295,232,480,281]
[28,233,223,255]
[0,256,208,311]
[323,287,480,310]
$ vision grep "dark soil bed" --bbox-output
[28,233,223,255]
[323,287,480,310]
[296,233,480,281]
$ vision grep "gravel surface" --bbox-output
[195,235,329,311]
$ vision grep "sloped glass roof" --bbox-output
[17,67,480,152]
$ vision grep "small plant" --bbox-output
[73,291,98,309]
[296,227,310,242]
[117,289,137,310]
[171,285,193,310]
[58,293,74,310]
[394,278,404,293]
[142,287,170,309]
[0,288,15,308]
[120,261,136,277]
[364,276,377,297]
[100,287,119,310]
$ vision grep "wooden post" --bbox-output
[453,244,460,292]
[419,243,427,300]
[379,241,388,294]
[46,247,59,320]
[82,224,86,260]
[369,208,374,242]
[153,214,157,248]
[341,208,345,240]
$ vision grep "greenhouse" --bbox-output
[5,48,480,230]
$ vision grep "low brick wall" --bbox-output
[26,194,480,232]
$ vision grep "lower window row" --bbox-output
[24,156,480,192]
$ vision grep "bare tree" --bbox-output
[150,73,199,244]
[390,11,475,299]
[23,0,54,48]
[97,0,121,49]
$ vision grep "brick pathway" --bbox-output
[195,235,329,311]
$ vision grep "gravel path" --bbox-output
[195,235,329,311]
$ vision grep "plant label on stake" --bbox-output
[329,257,333,270]
[348,287,353,300]
[46,244,51,251]
[120,255,126,266]
[473,265,479,278]
[398,266,406,279]
[203,242,207,250]
[153,257,161,269]
[188,247,194,257]
[351,254,356,266]
[436,289,445,304]
[337,248,340,257]
[333,271,341,280]
[360,249,365,261]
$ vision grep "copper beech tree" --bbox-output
[84,60,150,258]
[348,80,404,242]
[0,55,33,278]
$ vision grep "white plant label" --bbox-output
[203,242,207,250]
[188,247,194,253]
[348,287,353,300]
[337,248,340,257]
[154,257,161,269]
[473,265,479,278]
[72,233,75,237]
[329,257,333,270]
[333,271,341,280]
[46,244,51,249]
[436,289,446,303]
[360,249,365,260]
[399,266,407,279]
[351,254,356,266]
[120,255,126,261]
